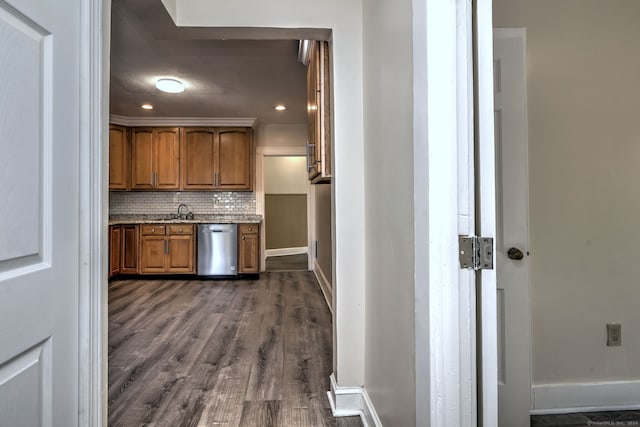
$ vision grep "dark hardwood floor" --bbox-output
[265,254,309,272]
[108,272,361,427]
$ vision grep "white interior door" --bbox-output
[0,0,82,425]
[494,29,532,427]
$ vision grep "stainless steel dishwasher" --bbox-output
[197,224,238,276]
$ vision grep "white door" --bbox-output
[494,29,532,427]
[0,0,83,425]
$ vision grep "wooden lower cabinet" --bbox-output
[109,225,121,278]
[140,224,195,274]
[120,224,139,274]
[238,223,260,274]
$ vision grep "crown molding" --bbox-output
[109,114,257,127]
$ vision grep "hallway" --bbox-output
[108,272,360,427]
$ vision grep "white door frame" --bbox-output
[255,146,309,272]
[414,0,496,425]
[79,0,108,425]
[80,1,495,426]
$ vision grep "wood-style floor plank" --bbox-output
[108,273,362,427]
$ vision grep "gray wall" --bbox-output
[363,0,416,425]
[314,184,332,286]
[495,0,640,384]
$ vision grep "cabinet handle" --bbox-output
[248,227,252,231]
[242,236,246,240]
[179,228,183,232]
[151,228,155,233]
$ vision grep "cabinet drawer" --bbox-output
[141,225,166,235]
[239,223,259,234]
[168,225,193,235]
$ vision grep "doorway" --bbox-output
[262,155,309,272]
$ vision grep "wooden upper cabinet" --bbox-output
[182,128,216,189]
[216,128,253,191]
[131,128,154,189]
[109,125,129,190]
[154,128,180,189]
[131,127,180,190]
[306,41,332,183]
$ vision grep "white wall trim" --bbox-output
[313,259,332,314]
[109,114,257,127]
[256,146,306,156]
[265,247,308,257]
[327,374,383,427]
[530,381,640,414]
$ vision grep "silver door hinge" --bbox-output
[459,236,494,270]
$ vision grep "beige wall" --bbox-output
[363,0,416,425]
[257,123,307,148]
[264,156,307,194]
[494,0,640,384]
[314,184,332,287]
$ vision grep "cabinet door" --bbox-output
[140,236,167,273]
[306,41,332,183]
[109,125,129,190]
[167,235,194,273]
[216,128,253,190]
[109,226,121,278]
[131,128,154,189]
[182,128,216,189]
[306,42,320,180]
[317,41,332,181]
[120,224,139,274]
[154,128,181,189]
[239,224,259,274]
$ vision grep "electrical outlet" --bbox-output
[607,323,621,347]
[173,192,181,203]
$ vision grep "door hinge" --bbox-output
[459,236,494,270]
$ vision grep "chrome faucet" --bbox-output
[176,203,193,220]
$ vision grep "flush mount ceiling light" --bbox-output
[141,104,154,110]
[155,78,185,93]
[275,105,286,111]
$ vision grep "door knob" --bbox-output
[507,247,524,260]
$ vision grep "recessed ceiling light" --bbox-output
[141,104,154,110]
[155,78,185,93]
[275,105,286,111]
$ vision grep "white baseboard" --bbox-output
[327,374,383,427]
[265,246,308,257]
[531,380,640,414]
[313,259,332,314]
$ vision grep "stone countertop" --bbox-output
[109,214,263,225]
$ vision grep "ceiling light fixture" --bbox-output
[141,104,154,110]
[155,78,185,93]
[275,105,286,111]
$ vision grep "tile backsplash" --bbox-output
[109,191,256,216]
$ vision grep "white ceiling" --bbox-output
[110,0,310,124]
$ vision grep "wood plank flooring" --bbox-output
[265,255,309,272]
[108,272,361,427]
